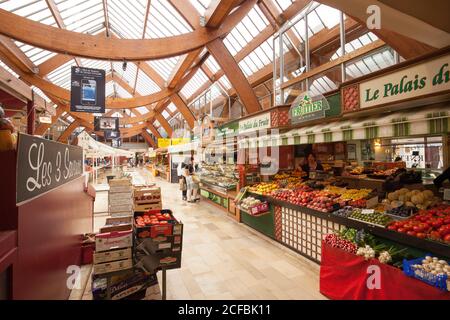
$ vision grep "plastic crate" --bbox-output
[403,255,448,291]
[134,209,177,239]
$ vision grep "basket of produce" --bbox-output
[134,210,178,239]
[239,197,269,216]
[348,210,393,227]
[403,255,449,291]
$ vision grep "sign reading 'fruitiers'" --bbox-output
[71,66,106,113]
[16,133,83,204]
[360,54,450,109]
[290,92,330,124]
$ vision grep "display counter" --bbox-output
[243,191,450,262]
[200,184,239,221]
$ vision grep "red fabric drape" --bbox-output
[320,242,450,300]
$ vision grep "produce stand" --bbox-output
[246,191,450,262]
[320,242,450,299]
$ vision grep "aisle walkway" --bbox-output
[88,168,326,300]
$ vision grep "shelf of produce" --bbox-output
[247,192,450,260]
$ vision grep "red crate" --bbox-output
[81,243,95,265]
[134,210,177,239]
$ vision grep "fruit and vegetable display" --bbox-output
[348,210,393,227]
[248,182,278,194]
[135,212,173,227]
[384,188,438,210]
[199,163,238,190]
[387,205,450,243]
[403,256,450,291]
[239,197,262,211]
[324,233,357,254]
[386,205,418,218]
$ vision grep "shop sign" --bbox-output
[70,66,105,113]
[39,116,52,124]
[216,122,238,137]
[290,92,330,124]
[171,138,190,146]
[359,54,450,109]
[16,133,83,204]
[238,113,271,134]
[158,138,171,148]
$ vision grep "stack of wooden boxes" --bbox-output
[109,178,133,217]
[92,217,160,300]
[133,185,162,211]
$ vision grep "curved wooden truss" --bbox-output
[0,0,440,145]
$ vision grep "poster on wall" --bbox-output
[94,116,119,131]
[70,66,105,113]
[16,133,83,204]
[104,130,121,140]
[111,138,122,148]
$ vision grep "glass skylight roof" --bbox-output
[136,106,150,115]
[47,60,76,89]
[224,7,268,56]
[149,57,181,81]
[189,0,211,15]
[145,0,193,38]
[167,103,177,113]
[239,38,273,77]
[180,69,209,98]
[54,0,104,34]
[108,0,147,39]
[135,70,161,96]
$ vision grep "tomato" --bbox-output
[430,231,441,240]
[397,228,406,233]
[416,233,426,239]
[403,224,413,231]
[444,234,450,243]
[387,225,397,231]
[407,231,417,237]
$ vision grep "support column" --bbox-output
[26,94,35,135]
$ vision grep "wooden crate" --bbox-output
[134,202,162,211]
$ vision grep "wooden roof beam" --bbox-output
[204,0,243,28]
[207,38,261,114]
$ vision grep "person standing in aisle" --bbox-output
[185,168,194,202]
[179,163,187,201]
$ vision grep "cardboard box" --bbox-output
[93,258,133,275]
[135,252,182,273]
[110,204,133,213]
[92,269,158,300]
[105,217,133,225]
[109,186,133,193]
[134,202,162,211]
[94,248,132,264]
[100,217,133,233]
[95,230,133,252]
[109,197,133,206]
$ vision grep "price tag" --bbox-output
[361,209,375,215]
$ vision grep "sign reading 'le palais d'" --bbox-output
[238,112,271,134]
[360,54,450,109]
[16,134,83,204]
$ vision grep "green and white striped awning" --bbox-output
[237,107,449,149]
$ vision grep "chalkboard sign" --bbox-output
[16,133,83,204]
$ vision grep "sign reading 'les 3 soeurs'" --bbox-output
[361,54,450,108]
[16,134,83,204]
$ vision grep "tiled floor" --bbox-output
[78,168,326,300]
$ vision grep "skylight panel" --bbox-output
[0,60,19,78]
[108,0,147,39]
[149,57,180,81]
[81,59,110,72]
[47,60,77,89]
[105,82,115,97]
[115,84,133,98]
[205,56,220,74]
[136,106,149,115]
[274,0,294,11]
[135,70,160,96]
[218,75,231,90]
[180,69,209,98]
[111,112,123,118]
[53,0,103,34]
[0,0,57,26]
[314,5,340,29]
[168,103,177,113]
[31,86,52,103]
[307,10,324,34]
[162,110,170,119]
[113,62,137,88]
[189,0,210,15]
[145,0,192,39]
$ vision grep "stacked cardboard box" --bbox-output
[133,186,162,211]
[133,210,183,274]
[109,178,133,217]
[92,217,160,300]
